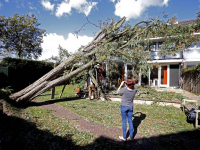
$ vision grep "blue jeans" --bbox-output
[120,105,133,139]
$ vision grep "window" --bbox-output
[151,43,156,51]
[150,42,163,51]
[158,42,163,50]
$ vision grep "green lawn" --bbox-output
[35,85,194,137]
[1,85,199,150]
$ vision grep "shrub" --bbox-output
[182,62,200,73]
[0,57,54,92]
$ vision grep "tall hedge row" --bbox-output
[0,57,54,92]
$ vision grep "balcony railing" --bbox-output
[150,51,183,60]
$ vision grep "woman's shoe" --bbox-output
[127,137,134,141]
[118,136,126,141]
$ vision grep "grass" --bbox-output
[108,86,186,102]
[1,100,126,150]
[134,86,186,102]
[35,85,194,137]
[20,106,94,146]
[1,85,199,149]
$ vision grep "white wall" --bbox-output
[184,47,200,60]
[183,47,200,67]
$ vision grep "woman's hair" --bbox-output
[125,77,135,89]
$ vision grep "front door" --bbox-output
[159,65,169,87]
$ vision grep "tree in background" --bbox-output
[0,16,13,62]
[45,45,71,63]
[0,15,5,38]
[0,13,46,59]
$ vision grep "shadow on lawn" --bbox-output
[1,103,200,150]
[28,97,81,107]
[126,112,146,139]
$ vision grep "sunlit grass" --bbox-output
[1,100,131,149]
[35,85,194,137]
[1,85,198,149]
[21,106,94,146]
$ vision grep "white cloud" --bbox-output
[0,2,3,7]
[41,0,55,11]
[163,0,169,5]
[27,2,32,6]
[111,0,169,20]
[40,33,93,60]
[29,6,37,10]
[21,2,25,8]
[55,0,98,17]
[55,1,72,17]
[5,0,9,2]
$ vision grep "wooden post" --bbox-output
[51,87,55,99]
[51,64,56,99]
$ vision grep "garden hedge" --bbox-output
[0,57,54,92]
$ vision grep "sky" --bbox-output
[0,0,200,60]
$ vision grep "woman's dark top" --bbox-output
[117,87,137,107]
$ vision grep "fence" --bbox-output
[182,70,200,95]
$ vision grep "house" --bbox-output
[103,18,200,88]
[137,19,200,88]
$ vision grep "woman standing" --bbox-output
[117,77,137,141]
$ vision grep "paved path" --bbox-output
[32,100,143,142]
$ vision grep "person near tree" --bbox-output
[87,75,97,100]
[96,64,106,92]
[117,77,137,141]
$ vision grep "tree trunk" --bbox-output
[8,16,199,104]
[10,50,83,100]
[9,32,103,101]
[9,17,127,103]
[13,59,94,103]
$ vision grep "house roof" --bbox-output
[178,19,196,25]
[167,18,197,25]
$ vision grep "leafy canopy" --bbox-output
[0,13,46,59]
[71,14,200,79]
[45,45,71,63]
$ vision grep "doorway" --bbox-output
[159,65,169,87]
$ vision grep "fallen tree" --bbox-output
[9,15,200,103]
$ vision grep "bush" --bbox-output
[0,57,54,92]
[182,62,200,73]
[0,72,9,89]
[0,86,13,99]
